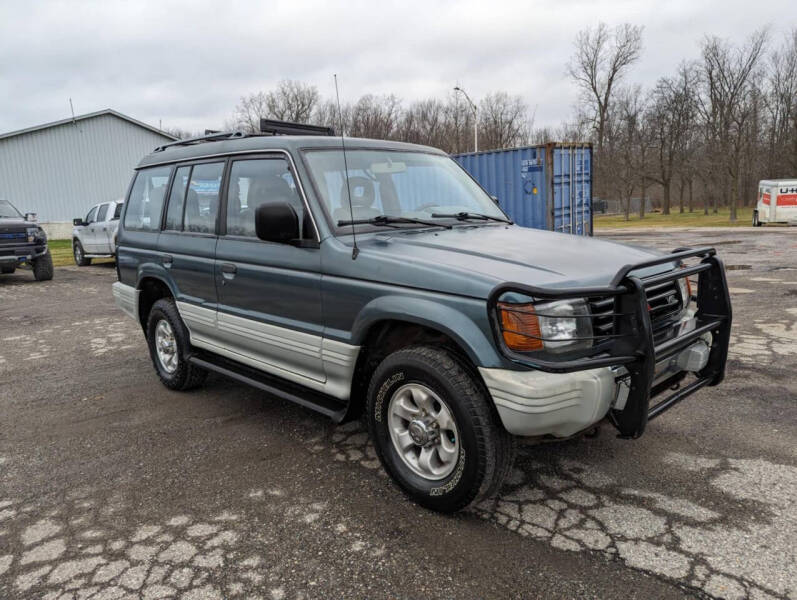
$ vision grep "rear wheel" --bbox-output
[73,241,91,266]
[146,298,207,390]
[367,345,515,513]
[32,250,54,281]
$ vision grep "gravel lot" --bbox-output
[1,228,795,599]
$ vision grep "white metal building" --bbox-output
[0,109,176,238]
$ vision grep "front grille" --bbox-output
[588,277,684,344]
[645,280,683,328]
[587,296,614,343]
[0,231,26,245]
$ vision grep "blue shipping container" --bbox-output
[453,144,592,235]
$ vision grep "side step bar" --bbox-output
[188,351,350,423]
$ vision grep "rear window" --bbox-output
[96,204,108,222]
[123,166,173,231]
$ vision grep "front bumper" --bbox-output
[0,243,48,264]
[480,336,711,437]
[485,247,732,439]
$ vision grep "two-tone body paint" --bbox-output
[116,135,670,407]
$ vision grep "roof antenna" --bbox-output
[334,74,358,260]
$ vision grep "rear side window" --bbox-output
[185,162,223,234]
[113,203,123,220]
[96,203,108,222]
[124,166,173,231]
[164,166,191,231]
[226,158,305,238]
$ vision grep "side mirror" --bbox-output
[255,202,299,244]
[490,195,500,206]
[73,218,85,227]
[25,212,37,222]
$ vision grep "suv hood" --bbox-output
[333,224,672,298]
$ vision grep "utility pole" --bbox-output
[454,86,478,152]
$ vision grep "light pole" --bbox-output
[454,86,478,152]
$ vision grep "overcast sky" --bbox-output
[1,0,794,135]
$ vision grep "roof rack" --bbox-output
[152,119,335,152]
[153,130,248,152]
[260,118,335,136]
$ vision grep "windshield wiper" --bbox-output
[431,211,513,224]
[337,215,452,229]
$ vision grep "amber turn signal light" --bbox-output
[497,302,544,351]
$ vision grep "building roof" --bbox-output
[137,134,443,168]
[0,109,179,142]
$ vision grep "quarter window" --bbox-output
[226,158,305,238]
[96,203,108,222]
[164,166,191,231]
[184,163,223,234]
[123,166,173,231]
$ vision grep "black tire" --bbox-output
[367,345,515,513]
[752,210,762,227]
[146,298,207,391]
[1,264,15,274]
[73,240,91,266]
[32,250,54,281]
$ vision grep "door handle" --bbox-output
[162,254,173,268]
[221,263,237,280]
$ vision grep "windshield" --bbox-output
[303,150,507,230]
[0,200,23,219]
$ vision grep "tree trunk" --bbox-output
[678,179,685,213]
[688,177,694,212]
[730,171,738,222]
[639,180,647,219]
[662,181,671,215]
[623,194,631,221]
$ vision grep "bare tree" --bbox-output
[647,64,699,214]
[697,31,767,221]
[568,23,644,153]
[765,29,797,175]
[231,91,269,133]
[604,86,647,220]
[478,92,532,150]
[231,80,320,133]
[348,94,402,139]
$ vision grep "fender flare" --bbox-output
[349,294,503,368]
[136,264,180,299]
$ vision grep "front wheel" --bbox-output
[146,298,207,391]
[73,241,91,266]
[32,250,54,281]
[367,345,515,512]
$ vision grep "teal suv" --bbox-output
[113,122,732,512]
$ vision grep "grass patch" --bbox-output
[48,239,114,268]
[594,207,754,229]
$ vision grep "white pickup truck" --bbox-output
[753,179,797,226]
[72,199,124,265]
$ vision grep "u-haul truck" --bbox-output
[754,179,797,226]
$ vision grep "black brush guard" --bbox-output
[487,247,732,439]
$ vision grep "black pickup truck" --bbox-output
[0,199,53,281]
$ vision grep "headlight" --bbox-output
[27,227,46,243]
[677,276,692,311]
[497,298,592,354]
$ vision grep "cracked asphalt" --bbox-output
[1,227,795,599]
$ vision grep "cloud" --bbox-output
[0,0,791,135]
